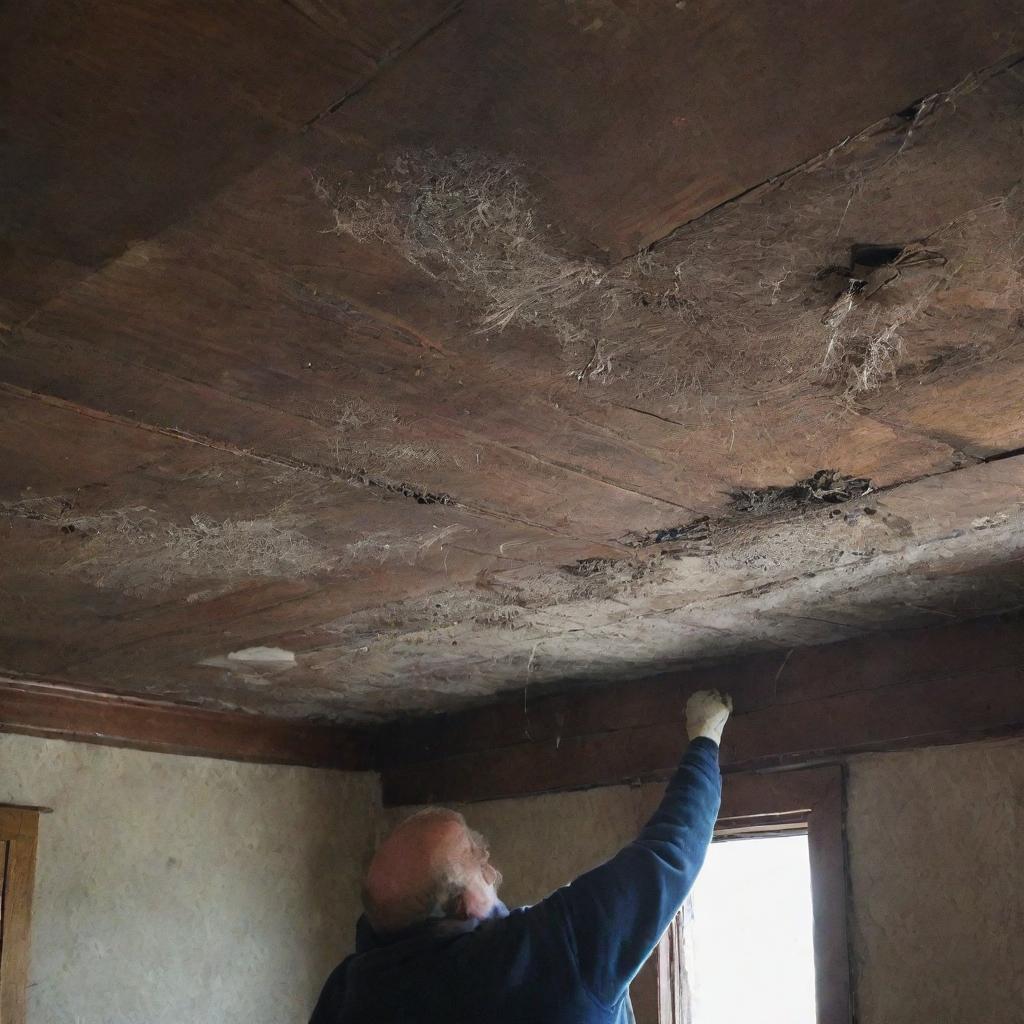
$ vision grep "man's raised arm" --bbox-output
[539,689,731,1010]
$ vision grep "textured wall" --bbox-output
[0,733,378,1024]
[12,729,1019,1023]
[847,739,1024,1024]
[454,784,642,908]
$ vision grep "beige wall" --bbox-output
[8,729,1021,1024]
[0,733,378,1024]
[402,736,1024,1024]
[847,738,1024,1024]
[448,783,644,908]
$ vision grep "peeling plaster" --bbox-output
[201,646,298,671]
[227,646,298,665]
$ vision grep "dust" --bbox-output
[316,67,1023,403]
[339,525,464,567]
[330,439,457,476]
[2,498,455,593]
[326,584,532,648]
[316,151,615,379]
[326,396,400,433]
[69,513,330,594]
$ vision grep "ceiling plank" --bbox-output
[315,0,1024,259]
[0,385,618,717]
[0,0,453,323]
[3,2,1024,726]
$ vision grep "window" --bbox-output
[0,806,41,1024]
[645,765,852,1024]
[687,833,816,1023]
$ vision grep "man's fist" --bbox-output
[686,689,733,745]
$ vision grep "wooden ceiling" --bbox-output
[2,1,1024,723]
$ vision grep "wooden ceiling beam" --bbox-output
[377,613,1024,805]
[5,612,1024,783]
[0,674,372,771]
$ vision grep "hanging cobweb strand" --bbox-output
[315,151,644,383]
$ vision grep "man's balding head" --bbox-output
[362,808,502,935]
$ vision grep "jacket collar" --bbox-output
[355,901,510,953]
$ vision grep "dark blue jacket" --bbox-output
[310,737,721,1023]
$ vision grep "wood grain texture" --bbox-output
[0,806,39,1024]
[3,2,1024,722]
[0,0,454,322]
[805,769,852,1024]
[0,676,371,770]
[315,0,1024,259]
[2,608,1023,792]
[378,614,1024,804]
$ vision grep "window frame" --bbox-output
[654,764,852,1024]
[0,806,41,1024]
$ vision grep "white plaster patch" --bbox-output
[227,646,297,665]
[200,646,297,671]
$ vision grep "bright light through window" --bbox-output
[688,834,816,1024]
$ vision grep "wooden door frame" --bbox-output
[0,806,41,1024]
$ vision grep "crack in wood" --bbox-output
[502,444,696,513]
[279,1,379,65]
[0,381,595,543]
[603,401,690,429]
[303,1,464,130]
[610,51,1024,265]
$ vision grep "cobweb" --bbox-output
[315,71,1022,404]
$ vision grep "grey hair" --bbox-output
[362,808,483,934]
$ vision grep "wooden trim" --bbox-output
[0,674,372,771]
[805,770,852,1024]
[656,908,691,1024]
[6,614,1024,782]
[718,764,835,819]
[379,614,1024,805]
[0,807,40,1024]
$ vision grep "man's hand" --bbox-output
[686,689,732,745]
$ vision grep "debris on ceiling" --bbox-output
[2,2,1023,722]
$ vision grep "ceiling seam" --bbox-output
[0,380,621,547]
[610,50,1024,267]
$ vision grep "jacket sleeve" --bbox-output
[540,737,722,1008]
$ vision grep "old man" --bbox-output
[310,688,731,1023]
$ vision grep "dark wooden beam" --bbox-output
[377,614,1024,805]
[7,612,1024,783]
[0,674,372,771]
